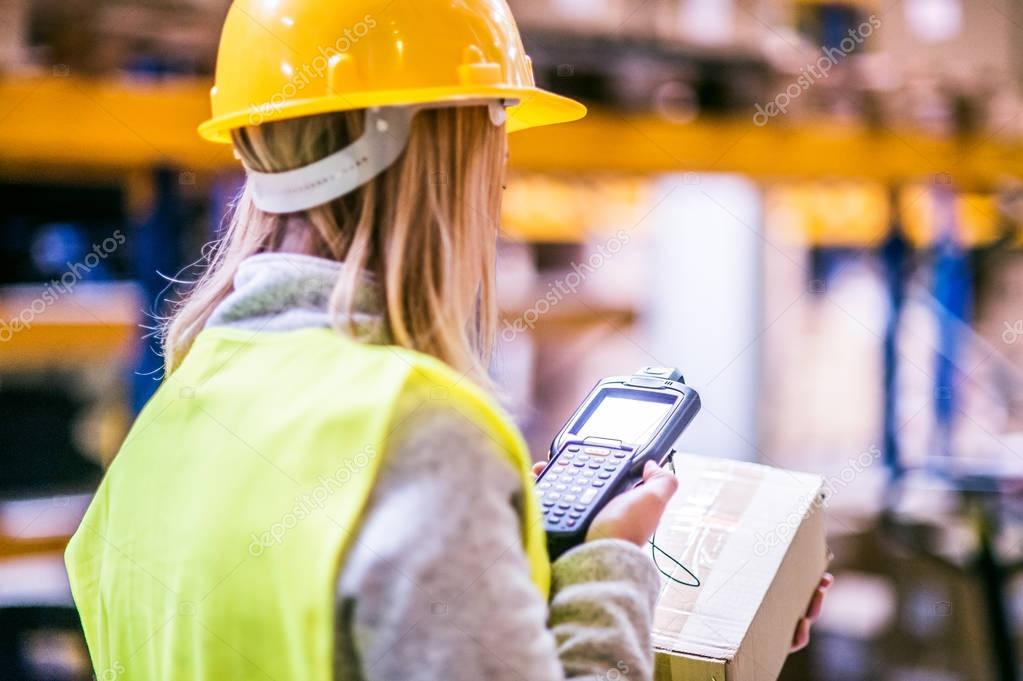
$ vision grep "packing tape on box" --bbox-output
[651,460,767,647]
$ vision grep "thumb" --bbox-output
[639,460,679,505]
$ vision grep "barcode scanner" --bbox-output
[535,367,701,560]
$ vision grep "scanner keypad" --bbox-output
[537,446,632,532]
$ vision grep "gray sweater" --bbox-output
[206,253,662,681]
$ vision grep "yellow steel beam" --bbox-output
[0,535,69,559]
[510,114,1023,188]
[0,75,1020,188]
[0,75,233,173]
[0,321,136,368]
[0,285,141,369]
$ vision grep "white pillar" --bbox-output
[646,174,763,461]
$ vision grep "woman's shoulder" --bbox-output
[382,380,525,497]
[385,355,529,455]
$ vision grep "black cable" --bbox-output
[648,451,700,588]
[650,530,700,587]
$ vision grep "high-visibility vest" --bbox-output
[65,326,549,680]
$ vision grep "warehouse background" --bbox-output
[2,0,1023,679]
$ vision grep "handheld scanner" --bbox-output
[535,367,701,559]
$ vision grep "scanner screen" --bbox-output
[573,390,675,444]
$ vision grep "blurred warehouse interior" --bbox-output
[1,0,1023,679]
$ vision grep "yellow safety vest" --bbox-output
[65,326,549,681]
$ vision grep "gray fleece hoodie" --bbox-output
[205,252,662,681]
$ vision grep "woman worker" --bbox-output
[65,1,830,679]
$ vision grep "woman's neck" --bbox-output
[277,218,321,255]
[204,252,384,341]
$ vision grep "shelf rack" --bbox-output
[0,75,1020,187]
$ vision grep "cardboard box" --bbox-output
[652,454,829,681]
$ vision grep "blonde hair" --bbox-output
[162,106,506,386]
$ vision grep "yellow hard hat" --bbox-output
[198,0,588,143]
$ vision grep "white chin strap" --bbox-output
[246,101,510,214]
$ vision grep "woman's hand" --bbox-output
[594,461,681,546]
[790,573,833,652]
[533,459,678,546]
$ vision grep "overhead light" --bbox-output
[904,0,962,43]
[680,0,735,46]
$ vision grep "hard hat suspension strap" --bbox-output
[244,107,414,214]
[243,100,515,214]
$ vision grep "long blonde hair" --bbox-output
[162,106,506,386]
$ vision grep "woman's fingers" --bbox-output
[806,585,826,621]
[587,461,678,546]
[805,573,834,620]
[790,572,834,653]
[790,618,811,652]
[639,461,679,506]
[617,462,678,524]
[642,460,660,481]
[530,461,546,480]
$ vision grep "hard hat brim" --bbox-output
[198,86,587,143]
